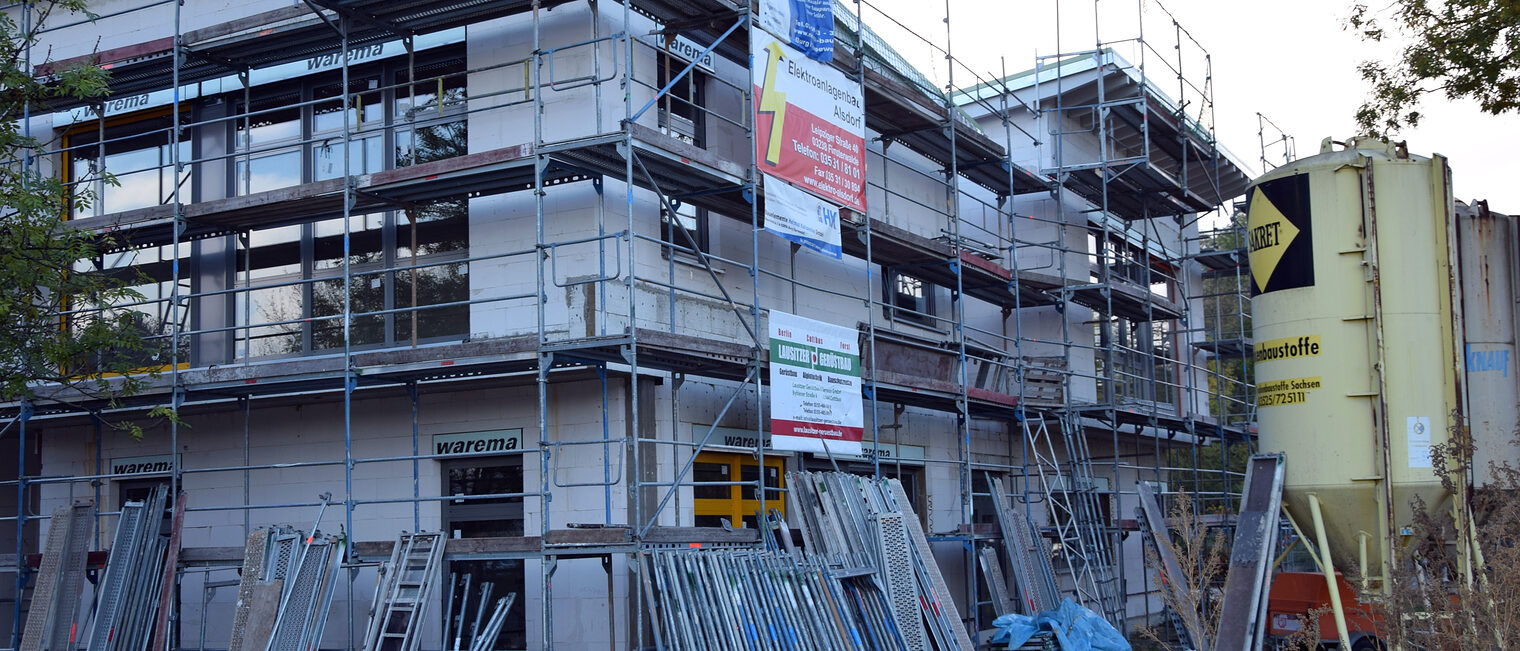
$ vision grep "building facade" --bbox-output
[4,0,1255,648]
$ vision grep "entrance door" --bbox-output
[441,457,525,649]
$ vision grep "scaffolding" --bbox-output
[1,0,1255,647]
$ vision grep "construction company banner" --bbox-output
[756,0,835,61]
[752,34,866,213]
[768,311,863,454]
[764,173,842,258]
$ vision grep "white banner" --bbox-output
[768,311,863,454]
[764,173,842,258]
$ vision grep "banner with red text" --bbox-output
[752,34,866,213]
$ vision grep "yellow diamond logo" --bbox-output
[1247,186,1301,291]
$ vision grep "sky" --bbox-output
[854,0,1520,212]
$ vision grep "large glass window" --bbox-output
[395,61,468,168]
[225,51,470,359]
[1097,317,1178,406]
[235,91,302,195]
[68,111,192,219]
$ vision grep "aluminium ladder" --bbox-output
[363,531,446,651]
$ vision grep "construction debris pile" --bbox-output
[639,471,977,651]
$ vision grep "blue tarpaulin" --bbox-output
[990,599,1132,651]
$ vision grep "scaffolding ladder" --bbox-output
[1022,412,1123,623]
[363,532,446,651]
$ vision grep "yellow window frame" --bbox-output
[691,451,785,529]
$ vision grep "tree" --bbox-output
[1,1,172,435]
[1349,0,1520,135]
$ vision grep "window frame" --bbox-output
[227,48,470,360]
[691,451,785,530]
[883,269,937,328]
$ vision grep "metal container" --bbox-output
[1248,137,1466,590]
[1455,200,1520,486]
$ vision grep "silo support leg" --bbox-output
[1308,494,1353,649]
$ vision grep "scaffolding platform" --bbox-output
[1068,280,1184,321]
[1192,337,1252,359]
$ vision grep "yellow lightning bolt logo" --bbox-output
[758,40,788,166]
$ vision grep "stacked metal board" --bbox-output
[984,473,1060,615]
[84,485,172,651]
[788,471,974,650]
[435,572,516,651]
[226,526,342,651]
[641,548,904,651]
[20,501,95,651]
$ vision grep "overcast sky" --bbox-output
[855,0,1520,212]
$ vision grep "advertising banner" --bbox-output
[764,173,842,258]
[756,0,835,62]
[768,311,863,454]
[752,34,866,213]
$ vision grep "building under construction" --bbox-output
[1,0,1257,648]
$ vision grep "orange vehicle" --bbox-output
[1266,572,1386,650]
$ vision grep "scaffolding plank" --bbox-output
[888,478,974,650]
[977,546,1015,617]
[876,514,929,651]
[229,530,271,651]
[21,502,95,651]
[1214,454,1286,651]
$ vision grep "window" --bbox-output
[1097,317,1178,406]
[394,60,468,168]
[227,52,470,359]
[1090,232,1175,298]
[885,270,935,327]
[655,51,706,148]
[67,110,192,219]
[692,452,784,530]
[661,204,709,255]
[442,457,525,650]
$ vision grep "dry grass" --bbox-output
[1380,420,1520,650]
[1137,491,1227,650]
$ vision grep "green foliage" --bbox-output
[1349,0,1520,135]
[0,1,174,437]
